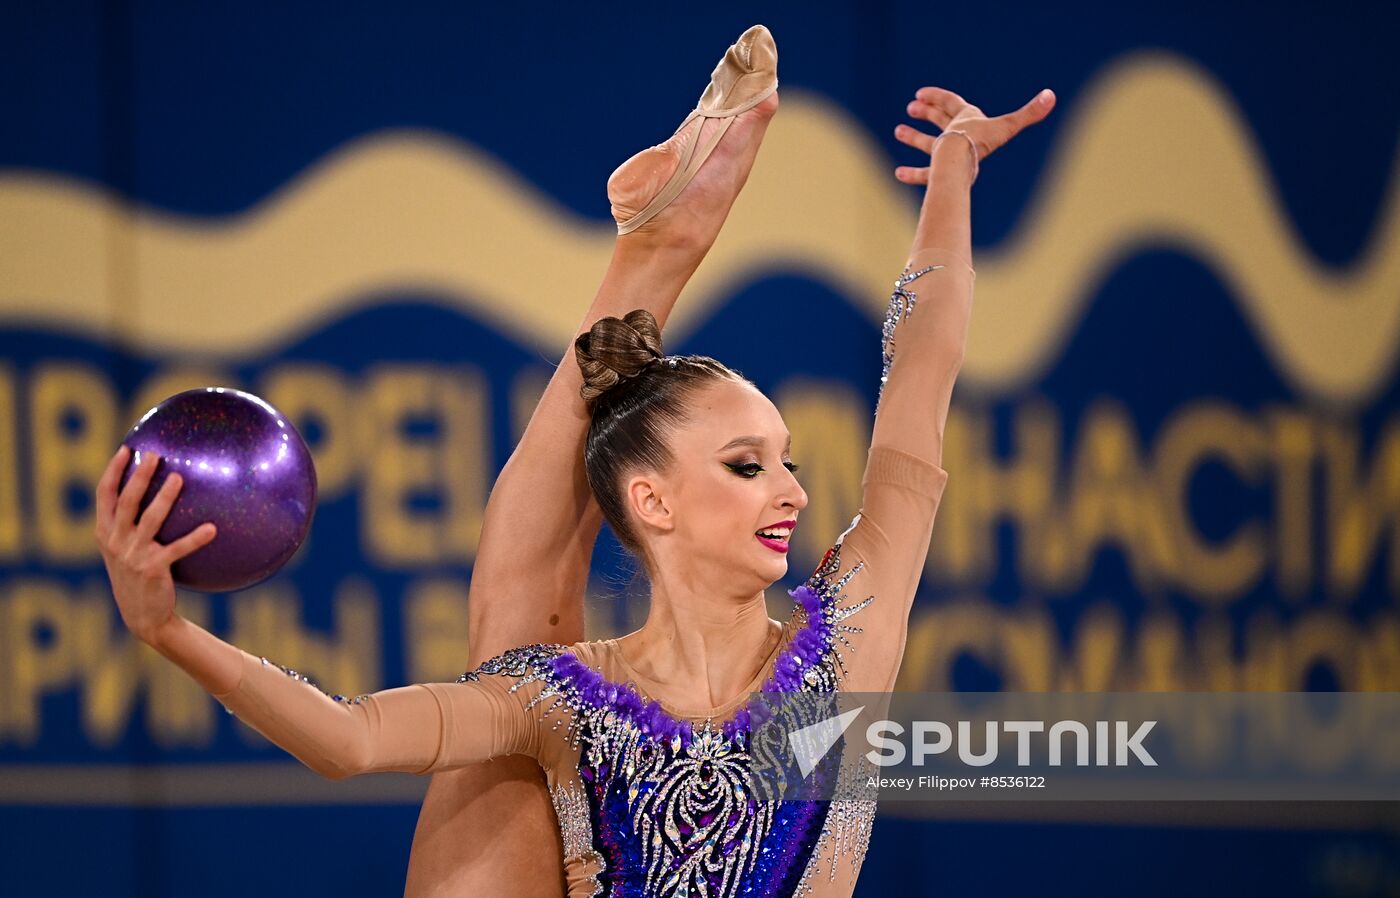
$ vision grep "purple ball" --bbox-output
[118,387,317,593]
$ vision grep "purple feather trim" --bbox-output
[546,580,831,746]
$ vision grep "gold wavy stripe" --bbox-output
[1,50,1397,403]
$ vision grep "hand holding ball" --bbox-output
[116,387,317,592]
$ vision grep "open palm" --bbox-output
[894,85,1056,184]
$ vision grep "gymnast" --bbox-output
[95,24,1054,897]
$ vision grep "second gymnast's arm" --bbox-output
[468,237,710,661]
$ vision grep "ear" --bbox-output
[626,472,675,534]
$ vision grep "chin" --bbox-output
[742,540,789,583]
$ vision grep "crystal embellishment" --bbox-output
[878,262,945,408]
[260,656,370,704]
[453,536,880,898]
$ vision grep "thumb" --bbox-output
[1006,88,1056,134]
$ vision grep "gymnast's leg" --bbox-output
[401,91,781,898]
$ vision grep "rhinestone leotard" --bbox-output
[449,532,884,898]
[213,250,969,897]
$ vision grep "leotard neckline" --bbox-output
[603,618,792,719]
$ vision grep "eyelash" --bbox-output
[724,461,801,478]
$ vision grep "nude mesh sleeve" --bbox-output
[211,648,539,779]
[806,247,967,694]
[822,446,948,693]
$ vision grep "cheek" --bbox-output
[689,477,759,536]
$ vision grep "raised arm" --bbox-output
[817,85,1056,693]
[876,85,1055,457]
[469,97,781,662]
[419,77,781,898]
[468,235,711,660]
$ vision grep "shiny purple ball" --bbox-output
[118,387,317,593]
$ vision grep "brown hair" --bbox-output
[574,309,747,561]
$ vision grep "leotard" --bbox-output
[213,249,972,897]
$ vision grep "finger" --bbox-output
[915,86,969,120]
[997,88,1056,137]
[894,165,930,185]
[136,471,183,542]
[894,123,936,154]
[95,444,130,536]
[115,451,160,529]
[906,99,950,129]
[160,522,217,566]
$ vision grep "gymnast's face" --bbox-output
[625,377,808,588]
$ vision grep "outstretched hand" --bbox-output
[894,86,1056,185]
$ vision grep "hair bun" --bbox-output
[574,309,666,404]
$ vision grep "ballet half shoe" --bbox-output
[614,24,779,236]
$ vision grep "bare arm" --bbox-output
[408,92,784,898]
[467,237,709,661]
[468,95,784,661]
[469,91,783,663]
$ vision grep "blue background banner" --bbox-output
[2,2,1398,895]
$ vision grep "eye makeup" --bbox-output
[722,460,801,478]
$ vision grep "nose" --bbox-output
[778,470,808,512]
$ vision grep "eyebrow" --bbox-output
[716,433,793,452]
